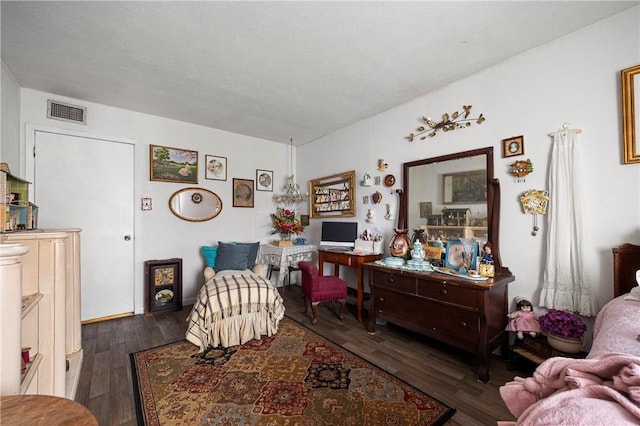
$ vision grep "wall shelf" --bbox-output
[20,353,43,394]
[21,293,43,319]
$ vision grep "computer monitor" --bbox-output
[320,221,358,248]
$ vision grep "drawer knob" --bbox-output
[440,289,448,295]
[459,322,467,328]
[388,277,395,283]
[379,297,385,302]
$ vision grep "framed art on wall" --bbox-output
[442,170,487,204]
[622,64,640,164]
[256,169,273,191]
[150,145,198,184]
[233,178,254,207]
[502,135,524,158]
[205,155,227,181]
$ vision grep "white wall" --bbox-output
[298,7,640,311]
[16,89,294,312]
[3,7,639,318]
[1,61,21,168]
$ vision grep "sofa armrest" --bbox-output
[204,266,216,281]
[252,264,264,276]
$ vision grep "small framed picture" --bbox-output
[445,240,477,270]
[300,214,310,226]
[233,178,254,207]
[502,135,524,158]
[256,169,273,191]
[205,155,227,181]
[150,145,198,184]
[141,197,152,211]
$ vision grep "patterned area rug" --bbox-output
[130,317,455,425]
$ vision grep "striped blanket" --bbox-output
[186,271,285,351]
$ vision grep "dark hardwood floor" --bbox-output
[76,284,521,425]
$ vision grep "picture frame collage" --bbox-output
[149,144,274,209]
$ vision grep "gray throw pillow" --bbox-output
[215,241,251,272]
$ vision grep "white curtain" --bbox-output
[539,129,597,316]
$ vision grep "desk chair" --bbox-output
[298,261,347,324]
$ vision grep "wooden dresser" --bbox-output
[364,262,514,382]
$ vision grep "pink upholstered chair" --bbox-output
[297,261,347,324]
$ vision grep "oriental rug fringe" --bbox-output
[130,317,455,425]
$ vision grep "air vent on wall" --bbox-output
[47,100,87,124]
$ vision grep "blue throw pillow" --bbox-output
[202,246,218,268]
[215,241,251,272]
[236,242,260,268]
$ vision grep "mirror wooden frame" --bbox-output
[309,170,356,219]
[169,187,222,222]
[401,147,508,273]
[622,64,640,164]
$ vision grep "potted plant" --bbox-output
[270,208,304,242]
[538,309,587,353]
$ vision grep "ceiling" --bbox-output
[2,1,638,145]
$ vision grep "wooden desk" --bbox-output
[318,249,382,322]
[1,395,98,425]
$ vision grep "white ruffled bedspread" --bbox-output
[499,294,640,425]
[185,270,285,351]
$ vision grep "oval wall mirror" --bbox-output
[169,187,222,222]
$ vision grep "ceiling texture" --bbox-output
[2,1,638,145]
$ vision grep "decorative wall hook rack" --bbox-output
[510,159,534,182]
[406,105,485,141]
[520,189,549,236]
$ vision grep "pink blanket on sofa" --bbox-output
[499,353,640,425]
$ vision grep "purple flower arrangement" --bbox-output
[538,309,587,339]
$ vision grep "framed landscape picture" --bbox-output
[442,170,487,204]
[150,145,198,184]
[256,169,273,191]
[233,178,254,207]
[205,155,227,181]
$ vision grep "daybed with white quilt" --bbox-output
[185,242,285,351]
[499,243,640,425]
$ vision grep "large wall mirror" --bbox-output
[401,147,506,272]
[622,64,640,164]
[169,187,222,221]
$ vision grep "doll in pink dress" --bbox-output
[506,298,542,340]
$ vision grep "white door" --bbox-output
[34,130,135,321]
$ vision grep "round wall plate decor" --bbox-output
[384,174,396,187]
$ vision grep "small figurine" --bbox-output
[411,241,425,260]
[384,203,394,220]
[506,298,542,340]
[481,242,494,264]
[366,209,375,223]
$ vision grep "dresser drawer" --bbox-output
[372,271,416,294]
[374,288,479,344]
[417,280,479,309]
[322,252,353,266]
